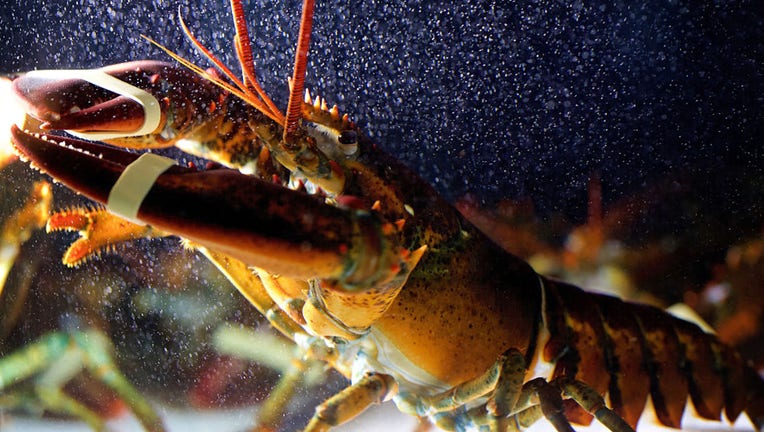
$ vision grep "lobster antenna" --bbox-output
[229,0,256,89]
[229,0,283,119]
[283,0,315,141]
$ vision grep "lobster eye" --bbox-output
[338,130,357,145]
[337,130,358,156]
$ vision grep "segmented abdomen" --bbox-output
[541,278,763,430]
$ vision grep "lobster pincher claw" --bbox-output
[9,124,399,288]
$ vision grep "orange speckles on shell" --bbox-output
[399,248,411,260]
[335,195,366,210]
[394,218,406,231]
[381,223,395,236]
[388,262,401,274]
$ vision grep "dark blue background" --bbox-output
[1,0,761,226]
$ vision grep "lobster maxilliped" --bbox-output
[6,0,763,430]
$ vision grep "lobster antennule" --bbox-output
[283,0,315,141]
[141,33,282,127]
[142,6,287,126]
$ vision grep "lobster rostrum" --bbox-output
[8,0,764,431]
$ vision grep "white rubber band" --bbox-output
[25,68,161,141]
[107,153,176,223]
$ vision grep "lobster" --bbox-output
[7,0,763,430]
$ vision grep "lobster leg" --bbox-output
[40,196,310,343]
[509,378,575,432]
[0,330,165,432]
[0,181,50,298]
[303,372,398,432]
[399,348,636,432]
[31,386,106,431]
[491,375,634,432]
[555,377,634,432]
[419,349,527,418]
[394,349,526,431]
[437,351,528,431]
[197,246,308,341]
[252,357,307,432]
[69,330,165,432]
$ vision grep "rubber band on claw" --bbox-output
[107,153,176,223]
[24,68,162,141]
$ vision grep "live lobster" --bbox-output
[7,0,763,430]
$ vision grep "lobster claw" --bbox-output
[11,61,225,147]
[10,126,399,287]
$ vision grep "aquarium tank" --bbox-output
[0,0,761,431]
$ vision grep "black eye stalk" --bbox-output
[338,130,357,145]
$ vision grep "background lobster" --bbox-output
[1,0,764,432]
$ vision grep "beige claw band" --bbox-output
[24,68,161,141]
[107,153,176,223]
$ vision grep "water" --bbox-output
[0,1,761,431]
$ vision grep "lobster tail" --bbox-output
[541,279,763,430]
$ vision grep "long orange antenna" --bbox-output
[229,0,283,119]
[229,0,256,89]
[283,0,315,140]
